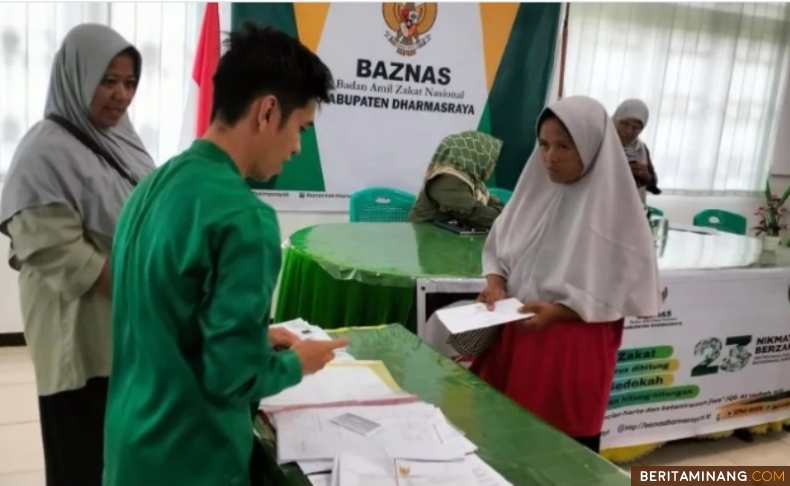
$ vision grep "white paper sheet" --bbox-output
[292,417,473,475]
[431,417,477,455]
[436,298,529,335]
[298,460,335,475]
[332,453,396,486]
[465,455,513,486]
[270,318,355,361]
[329,453,495,486]
[260,362,405,412]
[275,403,467,463]
[308,473,332,486]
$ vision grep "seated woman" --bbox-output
[409,131,504,229]
[471,96,660,453]
[614,99,661,203]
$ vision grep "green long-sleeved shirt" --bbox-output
[104,140,302,486]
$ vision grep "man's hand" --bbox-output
[291,339,349,375]
[268,327,301,349]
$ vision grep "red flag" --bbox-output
[193,2,220,137]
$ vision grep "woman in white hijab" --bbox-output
[0,24,154,486]
[471,96,660,453]
[613,99,661,203]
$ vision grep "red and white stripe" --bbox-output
[178,2,227,150]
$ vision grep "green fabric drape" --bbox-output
[231,3,326,192]
[480,3,562,190]
[273,223,486,331]
[274,246,416,330]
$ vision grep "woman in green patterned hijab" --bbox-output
[409,131,504,229]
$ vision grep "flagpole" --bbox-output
[558,3,570,100]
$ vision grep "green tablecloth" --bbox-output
[254,325,631,486]
[274,222,790,331]
[274,223,485,330]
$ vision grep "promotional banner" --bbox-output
[232,3,560,211]
[603,270,790,448]
[415,269,790,449]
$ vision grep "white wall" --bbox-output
[3,181,788,335]
[0,238,20,334]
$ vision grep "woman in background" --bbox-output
[614,99,661,203]
[473,96,660,453]
[409,131,504,230]
[0,24,154,486]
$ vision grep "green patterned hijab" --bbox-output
[424,131,503,193]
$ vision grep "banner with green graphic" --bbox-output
[602,272,790,449]
[232,2,560,211]
[415,268,790,450]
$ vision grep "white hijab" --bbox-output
[483,96,660,322]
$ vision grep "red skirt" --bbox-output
[470,319,623,437]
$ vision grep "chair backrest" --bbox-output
[646,205,664,217]
[349,187,416,223]
[488,187,514,204]
[692,209,747,235]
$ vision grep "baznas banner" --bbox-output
[232,2,560,211]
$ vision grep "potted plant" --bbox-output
[753,180,790,251]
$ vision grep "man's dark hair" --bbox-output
[211,23,334,126]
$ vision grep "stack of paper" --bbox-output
[332,453,476,486]
[260,361,415,414]
[308,474,331,486]
[265,318,511,486]
[274,402,475,464]
[270,318,354,362]
[325,452,511,486]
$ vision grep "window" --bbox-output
[565,3,790,195]
[0,2,202,175]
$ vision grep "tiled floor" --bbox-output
[1,346,789,485]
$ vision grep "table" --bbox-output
[411,228,790,462]
[275,222,790,463]
[274,222,790,332]
[274,223,486,331]
[253,325,632,486]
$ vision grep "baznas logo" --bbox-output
[382,2,437,56]
[661,287,668,303]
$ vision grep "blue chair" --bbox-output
[647,206,664,217]
[488,187,514,204]
[692,209,747,235]
[349,187,416,223]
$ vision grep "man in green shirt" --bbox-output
[104,23,346,486]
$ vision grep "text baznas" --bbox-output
[356,59,451,86]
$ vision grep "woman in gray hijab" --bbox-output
[613,99,661,203]
[0,24,154,486]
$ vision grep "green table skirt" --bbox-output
[274,246,418,331]
[254,325,631,486]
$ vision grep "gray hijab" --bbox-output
[613,99,649,164]
[1,24,154,264]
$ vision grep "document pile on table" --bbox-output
[260,319,513,486]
